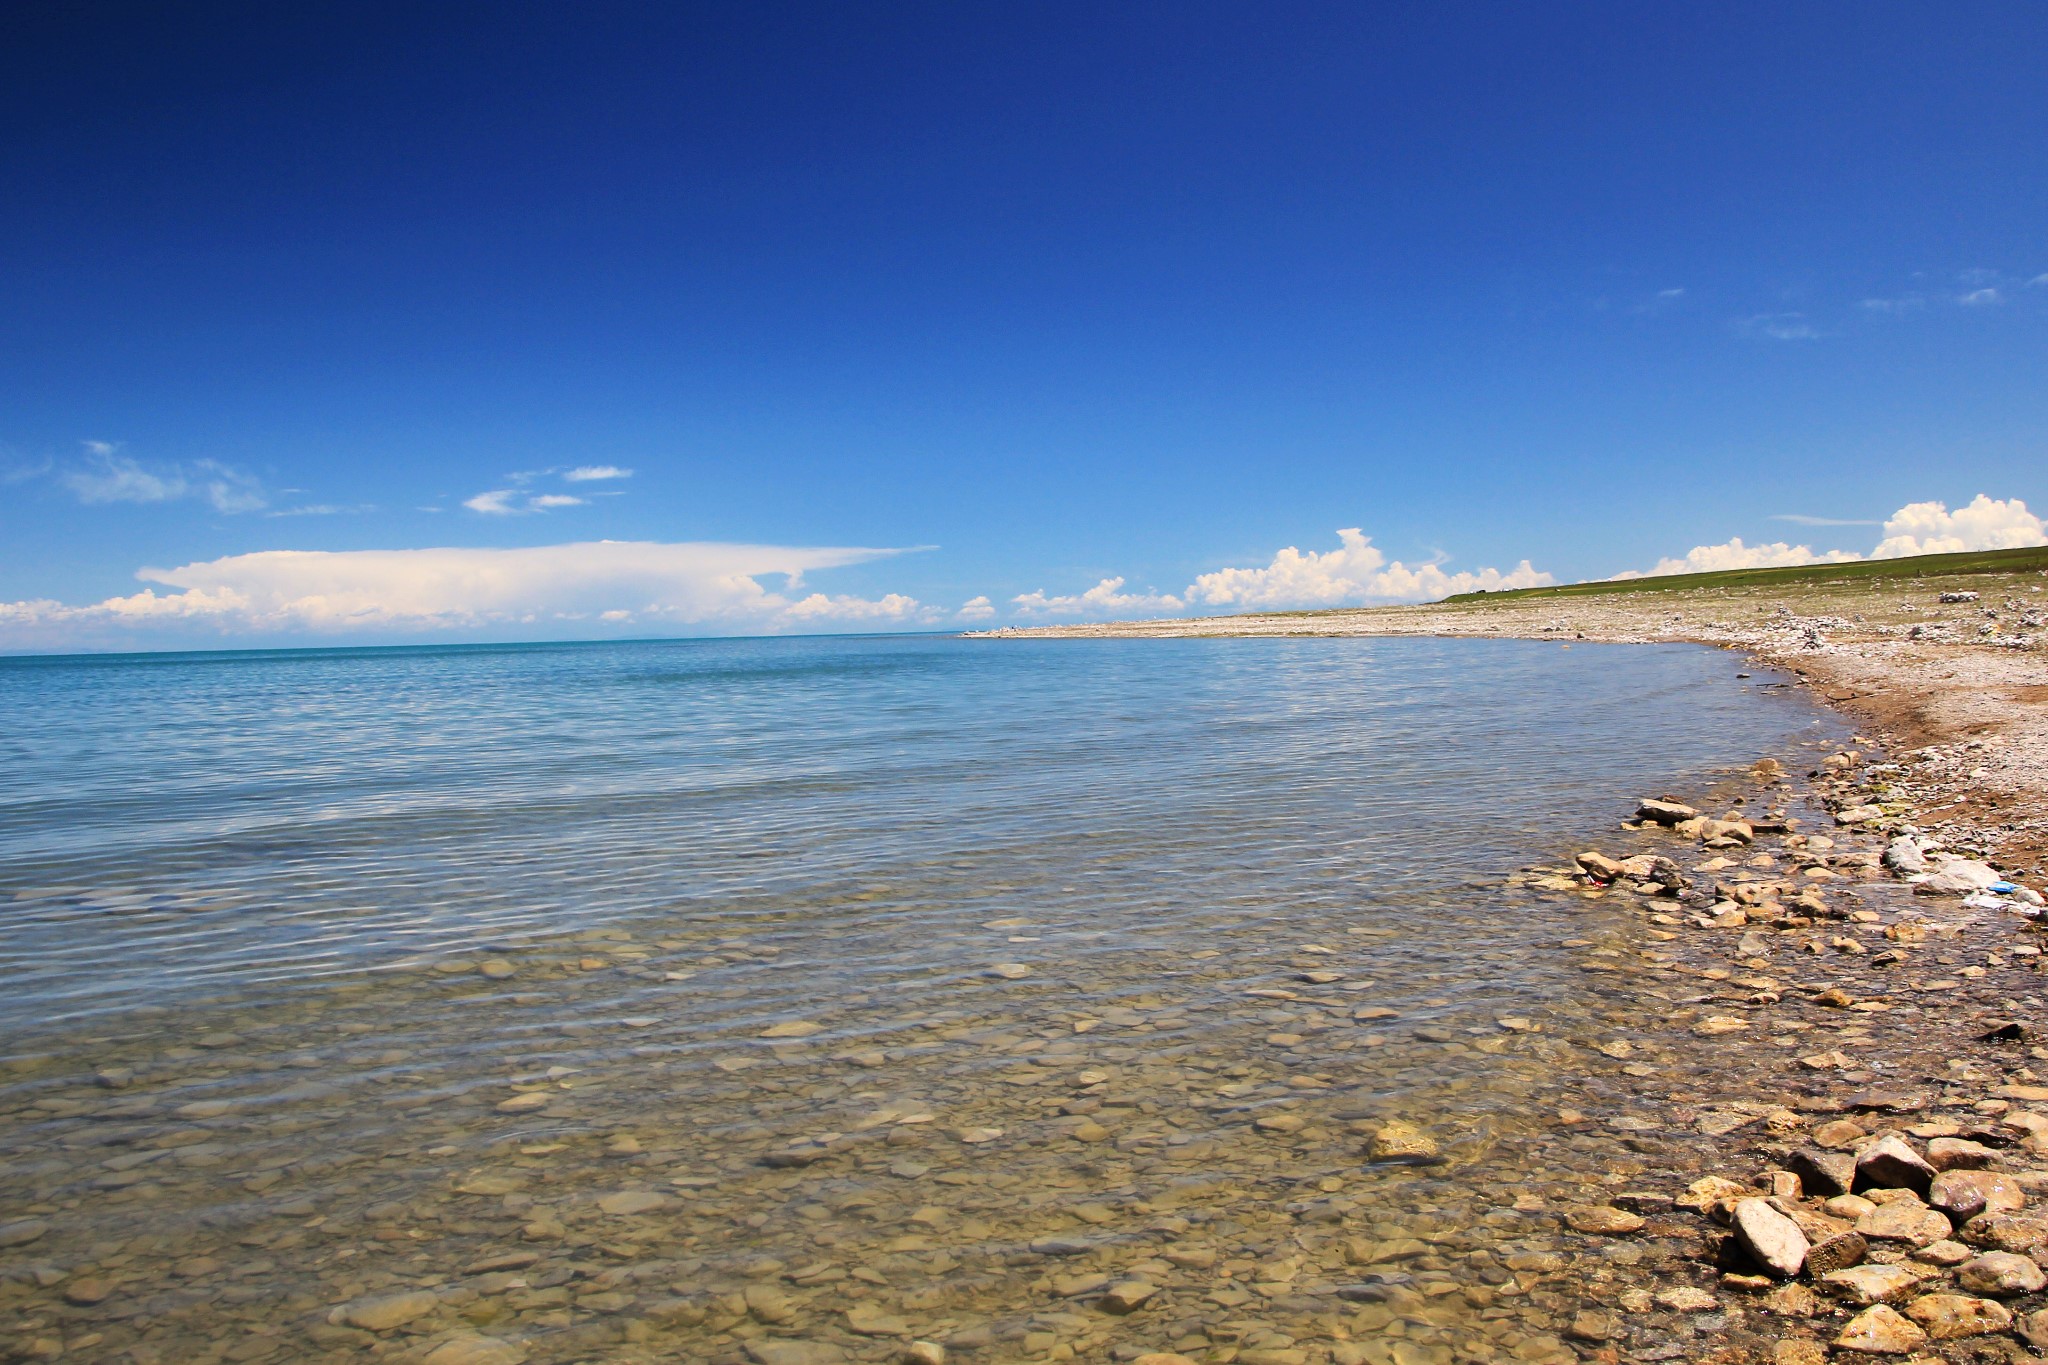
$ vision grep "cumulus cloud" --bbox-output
[0,540,934,646]
[958,595,995,621]
[1619,494,2044,578]
[1185,529,1551,609]
[58,445,268,513]
[1871,495,2046,558]
[1008,530,1553,619]
[1012,577,1185,618]
[1612,538,1862,579]
[562,465,632,482]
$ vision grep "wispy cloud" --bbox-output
[58,443,268,513]
[1959,287,2002,307]
[0,540,935,646]
[562,465,632,482]
[464,488,590,515]
[1736,313,1824,341]
[1770,514,1881,527]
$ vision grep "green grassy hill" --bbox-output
[1440,543,2048,604]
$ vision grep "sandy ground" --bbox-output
[972,569,2048,883]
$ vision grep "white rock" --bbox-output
[1732,1197,1810,1277]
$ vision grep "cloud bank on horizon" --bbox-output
[1012,529,1554,617]
[2,495,2040,649]
[1614,495,2045,580]
[0,541,934,647]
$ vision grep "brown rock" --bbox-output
[1771,1342,1826,1365]
[1786,1147,1857,1197]
[1926,1137,1998,1170]
[1564,1205,1644,1235]
[1929,1169,2027,1221]
[1856,1134,1935,1194]
[1821,1264,1926,1306]
[1731,1197,1809,1277]
[341,1290,441,1332]
[1806,1231,1868,1275]
[1902,1292,2012,1339]
[1855,1200,1952,1247]
[1957,1251,2047,1295]
[1959,1213,2048,1252]
[1834,1304,1928,1354]
[1813,1119,1868,1149]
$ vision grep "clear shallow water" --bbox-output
[1,635,1827,1028]
[0,635,1844,1365]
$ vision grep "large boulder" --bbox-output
[1731,1198,1809,1278]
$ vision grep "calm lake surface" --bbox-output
[0,635,1843,1365]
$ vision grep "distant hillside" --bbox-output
[1441,543,2048,604]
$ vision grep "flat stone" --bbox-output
[61,1277,111,1306]
[745,1344,848,1365]
[1654,1286,1717,1312]
[596,1190,669,1216]
[0,1219,48,1248]
[759,1020,825,1038]
[1856,1200,1951,1247]
[1958,1251,2046,1295]
[1822,1264,1925,1306]
[1772,1341,1826,1365]
[342,1290,441,1332]
[1834,1304,1928,1354]
[744,1284,795,1324]
[1637,799,1698,824]
[422,1337,529,1365]
[1565,1205,1644,1235]
[1731,1198,1809,1277]
[844,1304,911,1335]
[1910,1239,1972,1267]
[1903,1293,2012,1339]
[1097,1280,1157,1314]
[1856,1134,1935,1193]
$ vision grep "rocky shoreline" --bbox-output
[1482,724,2048,1363]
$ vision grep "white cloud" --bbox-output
[562,466,633,482]
[1185,528,1551,609]
[958,595,995,621]
[1871,495,2046,558]
[1620,493,2045,578]
[1008,529,1553,619]
[0,540,932,645]
[463,489,520,514]
[1012,577,1185,618]
[1959,288,2002,306]
[464,487,589,515]
[1612,538,1863,579]
[2029,273,2048,288]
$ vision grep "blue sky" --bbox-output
[2,2,2044,648]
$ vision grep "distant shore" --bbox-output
[971,560,2048,882]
